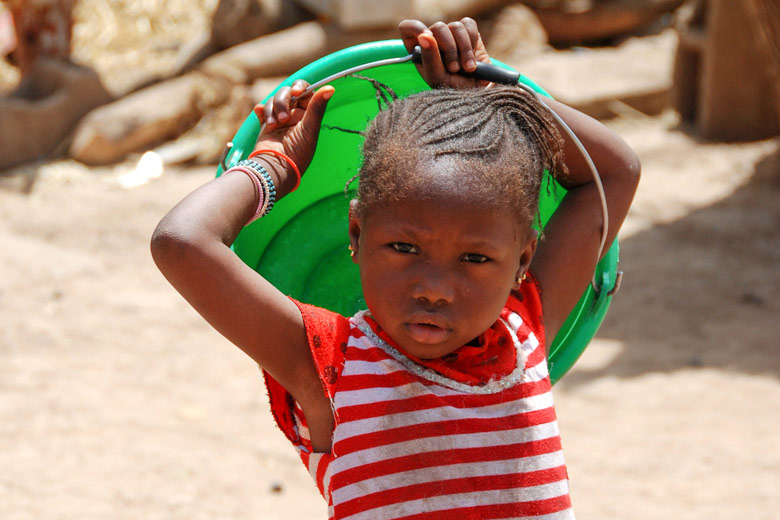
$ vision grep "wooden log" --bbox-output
[68,73,228,165]
[198,21,328,84]
[172,0,312,76]
[212,0,312,48]
[414,0,514,25]
[525,0,685,46]
[293,0,413,30]
[292,0,514,29]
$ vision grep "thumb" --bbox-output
[283,86,335,174]
[299,86,335,140]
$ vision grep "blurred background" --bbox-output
[1,1,778,519]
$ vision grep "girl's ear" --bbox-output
[347,199,362,264]
[514,229,538,289]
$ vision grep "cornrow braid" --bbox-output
[355,85,566,226]
[350,73,399,111]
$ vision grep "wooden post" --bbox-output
[672,0,779,140]
[743,0,780,130]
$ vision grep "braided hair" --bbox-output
[354,85,566,227]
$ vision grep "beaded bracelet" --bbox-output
[248,149,302,192]
[230,164,266,222]
[227,160,277,222]
[243,159,276,216]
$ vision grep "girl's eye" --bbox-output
[390,242,418,254]
[462,253,490,264]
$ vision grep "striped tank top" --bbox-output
[264,277,574,519]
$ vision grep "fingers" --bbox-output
[430,21,460,73]
[271,85,293,125]
[253,84,334,179]
[399,17,489,87]
[449,19,477,72]
[255,79,312,129]
[460,17,489,62]
[417,31,449,87]
[253,82,333,138]
[398,19,428,54]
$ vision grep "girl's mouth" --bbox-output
[405,321,452,345]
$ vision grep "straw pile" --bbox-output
[70,0,217,94]
[0,0,218,94]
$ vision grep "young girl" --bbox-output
[152,18,640,519]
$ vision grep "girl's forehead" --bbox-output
[433,161,526,208]
[361,191,528,244]
[362,171,501,218]
[398,156,502,203]
[357,155,535,236]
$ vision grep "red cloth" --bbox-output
[363,304,519,387]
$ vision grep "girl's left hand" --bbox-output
[399,18,492,88]
[252,80,334,178]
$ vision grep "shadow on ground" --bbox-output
[565,141,780,385]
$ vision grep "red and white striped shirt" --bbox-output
[264,277,574,519]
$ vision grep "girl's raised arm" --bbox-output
[150,83,336,451]
[530,98,640,347]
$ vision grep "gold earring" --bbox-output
[516,273,527,284]
[348,244,355,257]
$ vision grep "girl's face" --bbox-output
[348,177,536,360]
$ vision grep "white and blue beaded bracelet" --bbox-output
[238,159,276,217]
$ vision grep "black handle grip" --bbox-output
[411,46,520,86]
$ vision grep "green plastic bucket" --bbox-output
[218,40,620,385]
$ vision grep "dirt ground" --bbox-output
[2,111,778,520]
[2,4,780,519]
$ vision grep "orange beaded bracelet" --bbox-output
[248,149,302,192]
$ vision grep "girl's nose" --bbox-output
[410,265,456,306]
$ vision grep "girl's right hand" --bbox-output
[399,18,492,89]
[252,81,335,182]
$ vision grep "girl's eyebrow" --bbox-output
[377,221,422,239]
[462,237,503,248]
[458,239,507,256]
[381,223,506,253]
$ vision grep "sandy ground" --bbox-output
[2,111,778,520]
[1,5,780,517]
